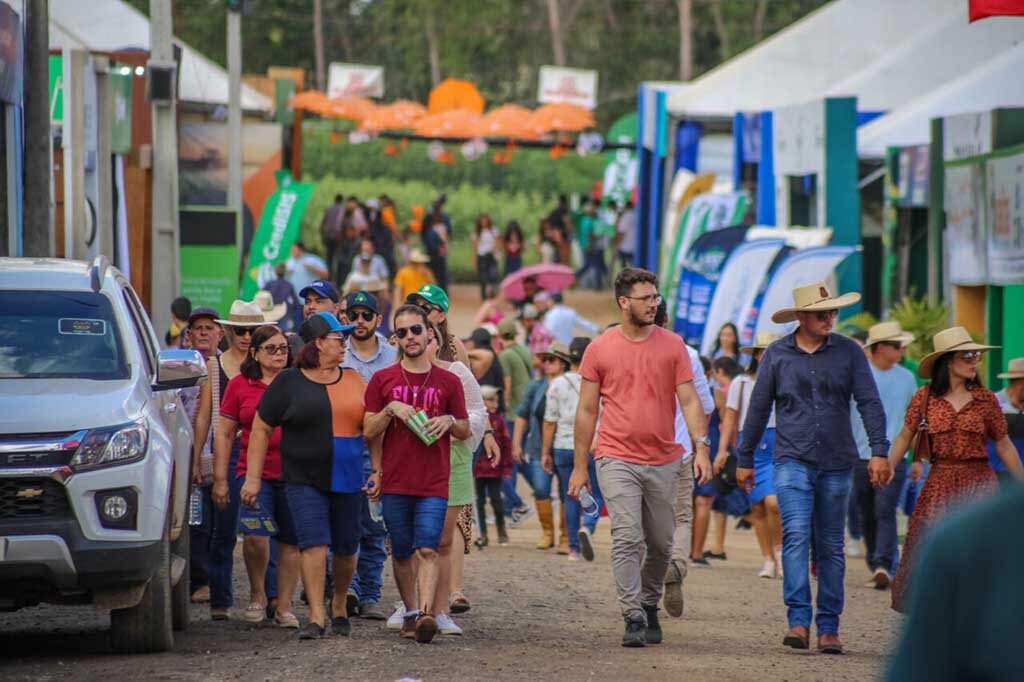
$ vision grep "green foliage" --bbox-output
[302,122,605,195]
[889,294,952,362]
[300,174,549,282]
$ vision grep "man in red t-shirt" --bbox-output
[363,304,470,644]
[570,268,712,648]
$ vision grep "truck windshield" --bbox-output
[0,291,129,380]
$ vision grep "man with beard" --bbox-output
[568,268,712,648]
[287,280,341,357]
[340,291,398,621]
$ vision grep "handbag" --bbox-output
[909,388,932,462]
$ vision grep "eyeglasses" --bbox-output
[621,294,663,305]
[812,309,838,322]
[345,310,376,323]
[958,350,983,362]
[259,344,289,355]
[394,324,424,339]
[541,357,560,364]
[229,326,254,336]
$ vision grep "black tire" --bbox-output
[110,518,174,653]
[171,516,190,632]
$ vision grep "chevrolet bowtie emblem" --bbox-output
[16,487,44,499]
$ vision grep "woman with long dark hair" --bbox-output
[884,327,1023,612]
[502,220,525,277]
[472,213,500,301]
[712,322,746,366]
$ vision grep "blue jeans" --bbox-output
[853,459,906,574]
[553,449,603,552]
[501,420,529,514]
[349,455,387,604]
[381,494,448,560]
[526,455,554,500]
[774,460,852,634]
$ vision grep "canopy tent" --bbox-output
[666,0,964,119]
[858,43,1024,158]
[49,0,272,112]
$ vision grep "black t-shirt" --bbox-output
[257,367,367,493]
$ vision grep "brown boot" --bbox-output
[556,503,569,555]
[535,499,555,549]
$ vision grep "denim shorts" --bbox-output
[381,494,448,560]
[238,478,298,546]
[284,483,362,555]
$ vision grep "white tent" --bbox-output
[667,0,965,119]
[858,44,1024,158]
[49,0,272,112]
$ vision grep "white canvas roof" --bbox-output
[667,0,965,119]
[49,0,272,111]
[858,44,1024,158]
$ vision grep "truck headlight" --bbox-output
[71,420,149,470]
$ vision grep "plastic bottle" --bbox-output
[188,487,204,526]
[367,479,384,523]
[578,487,599,517]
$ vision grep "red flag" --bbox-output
[969,0,1024,22]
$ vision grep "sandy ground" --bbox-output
[0,286,903,680]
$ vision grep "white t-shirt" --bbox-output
[545,372,582,450]
[727,374,776,431]
[476,227,498,256]
[674,344,715,460]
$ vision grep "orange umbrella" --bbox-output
[475,104,537,139]
[288,91,330,114]
[324,95,376,121]
[360,100,428,132]
[413,109,482,139]
[428,78,485,114]
[528,102,596,135]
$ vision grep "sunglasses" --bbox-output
[812,309,838,322]
[229,326,254,336]
[957,350,983,362]
[345,310,376,323]
[394,324,424,339]
[258,343,289,355]
[420,303,443,315]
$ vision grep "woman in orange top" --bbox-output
[883,327,1023,612]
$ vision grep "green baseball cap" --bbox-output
[407,283,450,313]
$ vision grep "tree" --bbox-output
[313,0,325,91]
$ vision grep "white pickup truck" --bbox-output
[0,256,206,653]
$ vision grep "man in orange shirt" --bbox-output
[569,268,712,648]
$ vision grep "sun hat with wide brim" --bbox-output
[917,326,1000,379]
[739,332,780,354]
[408,249,432,264]
[214,300,267,327]
[865,320,914,348]
[537,342,572,367]
[997,357,1024,380]
[252,290,287,322]
[770,281,862,324]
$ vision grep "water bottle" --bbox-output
[578,487,599,517]
[188,487,203,526]
[367,479,384,524]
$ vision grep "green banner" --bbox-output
[48,55,63,123]
[180,207,240,318]
[241,176,316,299]
[111,70,133,155]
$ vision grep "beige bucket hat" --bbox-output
[770,281,861,324]
[997,357,1024,380]
[739,332,780,354]
[917,326,999,379]
[214,300,267,327]
[252,290,287,322]
[409,249,431,264]
[865,321,914,348]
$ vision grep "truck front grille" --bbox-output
[0,478,72,519]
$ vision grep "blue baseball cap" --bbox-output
[344,290,379,315]
[299,311,355,343]
[299,279,339,303]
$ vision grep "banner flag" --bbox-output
[671,226,748,345]
[752,246,858,337]
[241,175,316,299]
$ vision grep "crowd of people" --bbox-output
[165,253,1022,658]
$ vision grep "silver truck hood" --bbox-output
[0,378,147,434]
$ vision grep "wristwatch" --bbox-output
[694,435,712,447]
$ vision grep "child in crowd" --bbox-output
[474,385,512,548]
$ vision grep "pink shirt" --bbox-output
[579,326,694,466]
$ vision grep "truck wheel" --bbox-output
[110,520,174,653]
[171,517,191,632]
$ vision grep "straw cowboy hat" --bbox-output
[214,300,267,327]
[917,326,999,379]
[865,321,914,348]
[409,249,431,264]
[537,342,573,367]
[997,357,1024,380]
[770,281,861,324]
[252,290,287,322]
[740,332,780,354]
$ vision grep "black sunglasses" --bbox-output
[394,324,424,339]
[345,310,376,323]
[230,326,254,336]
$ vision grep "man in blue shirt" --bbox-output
[339,290,397,621]
[738,282,889,655]
[850,322,918,591]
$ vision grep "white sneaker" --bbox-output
[436,612,463,636]
[386,602,406,631]
[846,536,865,558]
[758,559,776,579]
[568,550,581,561]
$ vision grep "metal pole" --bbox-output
[227,9,243,259]
[149,0,180,334]
[23,0,53,257]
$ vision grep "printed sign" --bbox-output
[773,100,824,175]
[241,176,316,299]
[538,66,598,110]
[944,162,988,285]
[943,111,992,161]
[327,63,384,99]
[986,150,1024,285]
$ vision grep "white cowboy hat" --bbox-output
[252,290,287,322]
[214,300,267,327]
[997,357,1024,380]
[865,320,915,348]
[917,326,999,379]
[409,249,431,264]
[739,332,780,354]
[770,281,861,324]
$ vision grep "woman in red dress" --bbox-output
[883,327,1023,612]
